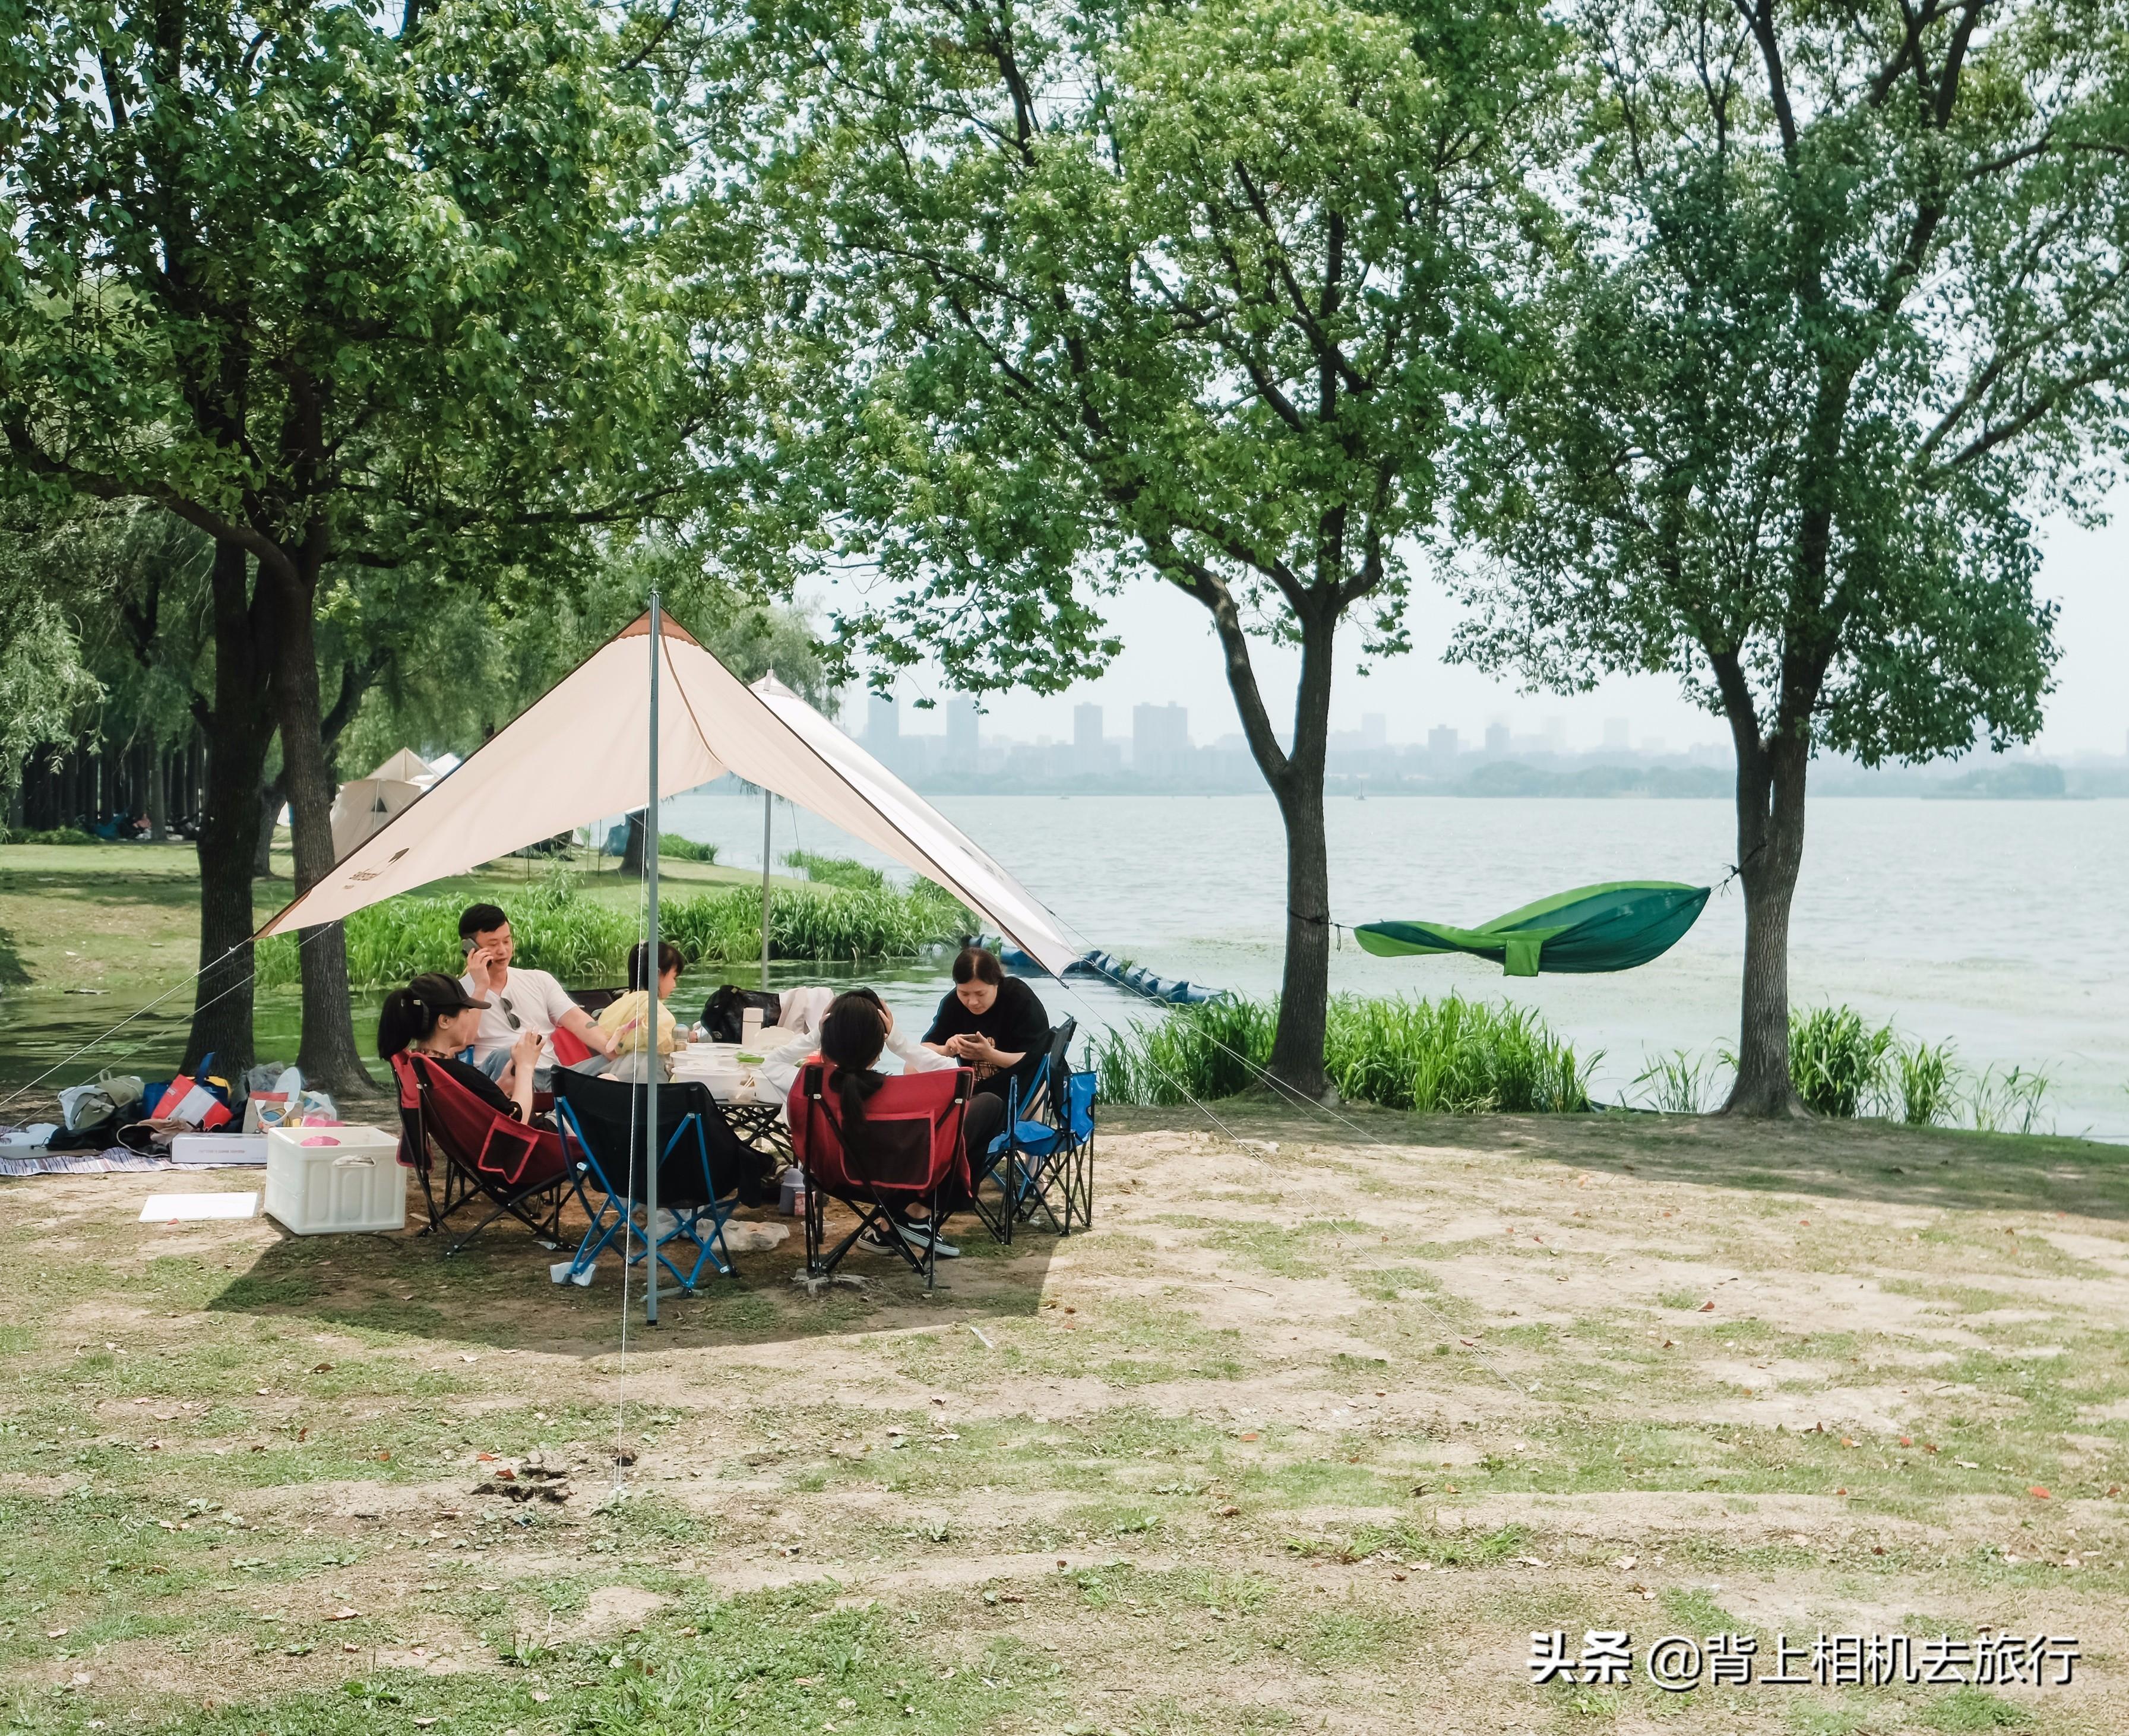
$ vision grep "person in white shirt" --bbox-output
[758,987,953,1114]
[457,902,616,1086]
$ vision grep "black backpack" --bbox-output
[700,985,784,1043]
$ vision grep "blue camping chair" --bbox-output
[552,1072,749,1291]
[972,1021,1095,1242]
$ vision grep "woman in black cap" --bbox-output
[378,971,546,1125]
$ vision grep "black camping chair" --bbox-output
[551,1072,768,1291]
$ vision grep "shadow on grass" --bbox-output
[0,919,26,987]
[204,1196,1062,1353]
[1101,1098,2129,1222]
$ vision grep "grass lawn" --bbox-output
[3,1105,2125,1733]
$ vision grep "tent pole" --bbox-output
[644,592,661,1329]
[760,786,772,991]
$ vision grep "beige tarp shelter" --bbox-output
[327,749,436,859]
[261,614,1077,973]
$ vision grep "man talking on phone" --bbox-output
[457,902,616,1086]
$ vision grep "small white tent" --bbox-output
[327,750,435,860]
[262,614,1077,973]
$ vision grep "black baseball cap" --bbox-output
[407,970,491,1011]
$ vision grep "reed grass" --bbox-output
[1092,992,1597,1114]
[659,833,718,863]
[255,871,967,988]
[1788,1004,1897,1117]
[783,849,888,892]
[1629,1008,2053,1132]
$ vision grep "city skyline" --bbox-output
[812,492,2129,758]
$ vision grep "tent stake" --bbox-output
[760,785,772,991]
[644,591,661,1329]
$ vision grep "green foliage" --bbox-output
[1094,994,1595,1114]
[784,850,888,893]
[1966,1063,2054,1137]
[0,826,98,846]
[254,874,966,988]
[659,834,718,864]
[748,0,1561,1089]
[1633,1048,1722,1114]
[1788,1006,1897,1118]
[1896,1039,1960,1128]
[1448,0,2129,1106]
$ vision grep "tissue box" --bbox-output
[169,1131,268,1166]
[263,1124,405,1235]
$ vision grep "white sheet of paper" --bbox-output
[140,1192,258,1223]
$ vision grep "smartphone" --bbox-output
[461,938,477,957]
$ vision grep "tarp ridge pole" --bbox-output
[760,786,772,992]
[645,590,661,1329]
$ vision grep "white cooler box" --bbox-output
[264,1124,405,1235]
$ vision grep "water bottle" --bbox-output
[779,1165,806,1217]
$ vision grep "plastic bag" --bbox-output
[58,1073,144,1133]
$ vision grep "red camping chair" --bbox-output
[790,1060,973,1289]
[392,1052,572,1256]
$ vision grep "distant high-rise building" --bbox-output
[1485,720,1510,757]
[1362,713,1388,748]
[1133,702,1190,777]
[1544,716,1567,751]
[866,692,899,745]
[1074,703,1103,752]
[1427,725,1459,759]
[945,697,979,767]
[1603,716,1630,751]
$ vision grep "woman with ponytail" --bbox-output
[797,988,968,1257]
[378,972,545,1126]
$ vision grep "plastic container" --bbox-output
[779,1165,806,1217]
[263,1124,405,1235]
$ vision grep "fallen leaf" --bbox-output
[2030,1485,2052,1500]
[327,1608,360,1621]
[1238,1431,1258,1442]
[532,1691,551,1703]
[413,1722,436,1730]
[1899,1436,1913,1447]
[1698,1301,1715,1313]
[1214,1504,1240,1518]
[45,1629,68,1640]
[1956,1459,1981,1469]
[311,1364,333,1374]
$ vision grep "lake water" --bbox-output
[7,792,2125,1138]
[665,789,2129,1137]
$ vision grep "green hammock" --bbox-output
[1354,881,1710,978]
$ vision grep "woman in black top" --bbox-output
[922,947,1051,1098]
[378,972,547,1125]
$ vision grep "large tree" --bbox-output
[1453,0,2128,1113]
[1,0,708,1088]
[753,0,1557,1095]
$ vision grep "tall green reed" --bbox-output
[255,870,967,988]
[1092,993,1596,1114]
[783,850,888,893]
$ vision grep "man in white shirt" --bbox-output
[457,902,616,1085]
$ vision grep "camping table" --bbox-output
[670,1032,794,1161]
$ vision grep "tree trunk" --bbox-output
[272,569,375,1099]
[184,542,278,1076]
[253,772,284,878]
[1266,608,1339,1100]
[147,744,167,841]
[1722,732,1809,1117]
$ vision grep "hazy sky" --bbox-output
[829,497,2128,756]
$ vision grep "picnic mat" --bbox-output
[0,1132,276,1180]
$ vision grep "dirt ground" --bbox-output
[3,1103,2125,1735]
